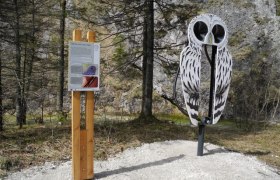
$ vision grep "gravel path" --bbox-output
[5,140,280,180]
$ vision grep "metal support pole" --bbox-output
[197,124,205,156]
[197,45,217,156]
[208,46,217,124]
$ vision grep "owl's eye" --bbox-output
[212,24,225,43]
[193,21,208,41]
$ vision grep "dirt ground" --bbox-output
[5,140,280,180]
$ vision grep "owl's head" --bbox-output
[188,14,228,48]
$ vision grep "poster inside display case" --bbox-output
[68,42,100,91]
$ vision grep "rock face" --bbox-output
[152,0,280,122]
[92,0,280,122]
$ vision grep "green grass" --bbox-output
[277,0,280,16]
[155,113,190,125]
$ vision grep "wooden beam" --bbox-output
[85,31,95,179]
[72,91,81,180]
[85,91,94,178]
[72,29,82,180]
[87,31,96,42]
[73,29,82,41]
[80,130,87,180]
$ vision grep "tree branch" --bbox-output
[160,94,188,116]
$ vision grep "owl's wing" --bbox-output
[212,47,232,124]
[180,45,201,126]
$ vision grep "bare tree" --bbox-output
[13,0,25,128]
[56,0,67,112]
[140,0,154,120]
[0,46,3,131]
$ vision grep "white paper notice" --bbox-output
[68,42,100,91]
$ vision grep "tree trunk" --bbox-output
[26,0,36,93]
[22,34,27,125]
[14,0,23,128]
[22,0,36,125]
[140,0,148,116]
[56,0,66,112]
[39,71,44,124]
[22,0,37,125]
[0,48,3,131]
[140,0,154,121]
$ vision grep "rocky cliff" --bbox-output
[149,0,280,122]
[90,0,280,122]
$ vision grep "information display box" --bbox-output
[68,42,100,91]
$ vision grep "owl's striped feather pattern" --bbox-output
[180,14,232,126]
[212,47,232,124]
[180,44,202,126]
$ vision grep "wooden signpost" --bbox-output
[71,29,96,180]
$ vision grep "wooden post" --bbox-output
[80,130,87,179]
[72,29,82,180]
[86,31,95,179]
[72,29,95,180]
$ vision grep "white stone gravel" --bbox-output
[4,140,280,180]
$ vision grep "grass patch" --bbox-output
[276,0,280,16]
[155,113,190,125]
[0,125,71,177]
[1,115,280,178]
[209,125,280,168]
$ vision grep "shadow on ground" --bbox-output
[95,154,184,179]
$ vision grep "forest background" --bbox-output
[1,0,280,177]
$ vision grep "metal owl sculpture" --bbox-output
[180,14,232,126]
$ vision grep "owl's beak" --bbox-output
[205,33,214,45]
